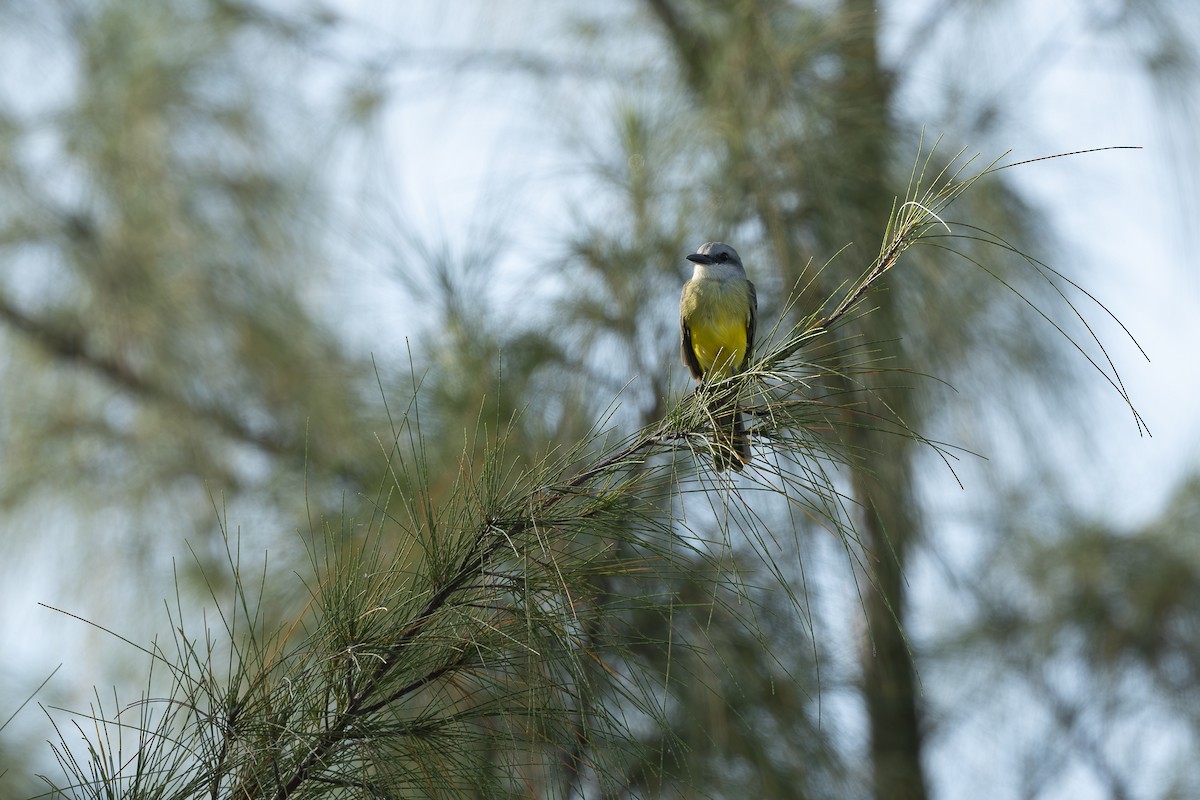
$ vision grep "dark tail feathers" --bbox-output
[711,406,750,472]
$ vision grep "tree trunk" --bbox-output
[833,1,930,798]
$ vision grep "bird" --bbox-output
[679,242,757,471]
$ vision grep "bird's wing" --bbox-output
[744,280,758,367]
[680,317,704,380]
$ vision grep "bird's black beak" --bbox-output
[686,253,713,265]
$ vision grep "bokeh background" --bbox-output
[0,1,1197,798]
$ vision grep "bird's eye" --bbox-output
[716,252,728,262]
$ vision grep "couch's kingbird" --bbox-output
[680,242,757,471]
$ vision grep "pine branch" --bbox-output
[270,528,510,798]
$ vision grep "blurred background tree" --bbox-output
[0,0,1196,798]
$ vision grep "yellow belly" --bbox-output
[690,317,747,378]
[682,278,751,379]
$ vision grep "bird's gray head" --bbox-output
[686,242,745,278]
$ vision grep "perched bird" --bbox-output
[679,242,757,471]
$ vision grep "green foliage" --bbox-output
[34,139,1144,797]
[0,0,369,520]
[35,375,843,797]
[0,1,1193,799]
